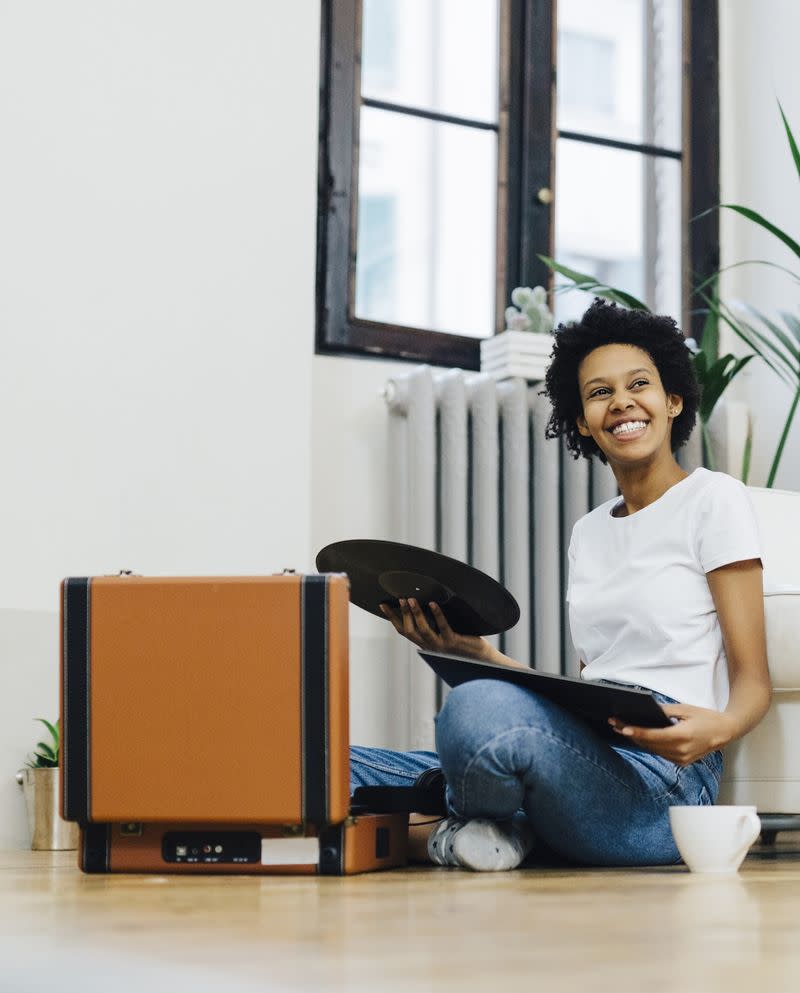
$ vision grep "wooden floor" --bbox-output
[4,843,800,992]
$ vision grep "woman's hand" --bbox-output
[608,704,737,766]
[379,598,493,662]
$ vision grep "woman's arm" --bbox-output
[609,558,771,764]
[706,558,772,740]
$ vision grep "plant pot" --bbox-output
[16,767,79,851]
[480,330,554,382]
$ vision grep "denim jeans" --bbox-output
[350,679,723,867]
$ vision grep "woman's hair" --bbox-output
[542,298,700,463]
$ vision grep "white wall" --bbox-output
[719,0,800,491]
[0,0,320,847]
[311,355,411,749]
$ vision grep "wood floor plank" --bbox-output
[3,848,800,992]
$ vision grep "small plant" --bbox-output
[504,285,555,333]
[26,718,60,769]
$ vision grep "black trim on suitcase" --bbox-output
[82,823,110,873]
[318,823,344,875]
[63,577,92,824]
[301,575,329,826]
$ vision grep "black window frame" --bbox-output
[316,0,718,369]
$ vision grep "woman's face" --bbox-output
[575,343,683,467]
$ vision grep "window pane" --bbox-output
[553,138,681,324]
[355,107,496,337]
[361,0,499,124]
[557,0,682,151]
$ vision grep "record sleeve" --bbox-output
[419,650,672,731]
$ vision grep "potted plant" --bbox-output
[16,718,78,851]
[480,285,555,381]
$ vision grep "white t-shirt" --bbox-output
[567,468,762,711]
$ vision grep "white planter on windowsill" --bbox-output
[480,330,554,382]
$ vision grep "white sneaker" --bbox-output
[427,814,534,872]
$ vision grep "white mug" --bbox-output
[668,805,761,873]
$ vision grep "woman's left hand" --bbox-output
[608,704,737,766]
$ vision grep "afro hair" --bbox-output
[542,298,700,464]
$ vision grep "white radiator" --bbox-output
[383,365,620,749]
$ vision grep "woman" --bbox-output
[351,299,771,870]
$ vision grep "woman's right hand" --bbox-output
[379,598,495,662]
[380,598,530,671]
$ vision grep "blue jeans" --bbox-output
[350,680,723,867]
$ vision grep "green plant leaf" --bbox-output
[729,313,796,388]
[698,354,754,422]
[703,295,795,389]
[779,100,800,184]
[744,306,800,368]
[718,204,800,263]
[30,751,58,768]
[32,718,60,766]
[34,718,59,750]
[539,256,602,286]
[692,260,800,296]
[701,421,716,471]
[698,356,733,421]
[538,256,651,310]
[692,350,708,378]
[698,275,720,359]
[779,311,800,346]
[767,386,800,487]
[702,312,719,362]
[741,419,753,485]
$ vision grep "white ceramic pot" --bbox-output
[480,330,554,382]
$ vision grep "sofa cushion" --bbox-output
[764,590,800,690]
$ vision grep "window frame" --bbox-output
[315,0,718,368]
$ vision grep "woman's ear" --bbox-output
[576,414,591,437]
[666,394,684,418]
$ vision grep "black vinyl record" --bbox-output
[315,539,520,636]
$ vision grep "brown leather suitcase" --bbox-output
[59,573,400,874]
[78,813,409,875]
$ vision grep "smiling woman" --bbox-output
[349,297,771,872]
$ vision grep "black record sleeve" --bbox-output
[419,651,672,731]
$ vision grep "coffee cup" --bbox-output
[668,805,761,873]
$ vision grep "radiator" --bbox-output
[383,365,620,749]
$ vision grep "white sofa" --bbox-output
[717,486,800,834]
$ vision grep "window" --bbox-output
[554,0,683,326]
[317,0,719,367]
[559,31,616,115]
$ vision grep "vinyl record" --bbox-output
[315,539,520,636]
